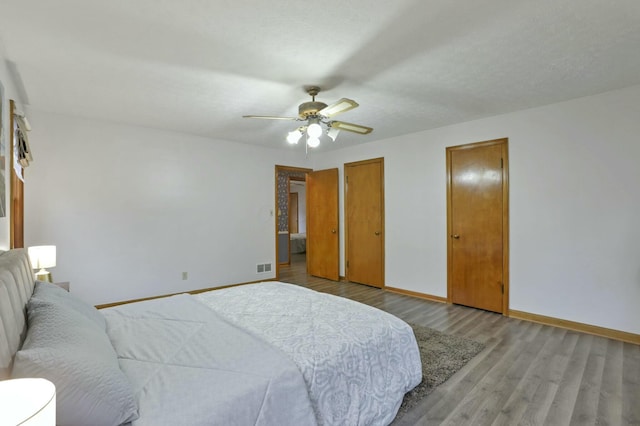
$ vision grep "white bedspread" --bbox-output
[102,294,317,426]
[196,282,422,426]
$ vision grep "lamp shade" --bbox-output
[286,130,302,144]
[327,127,340,141]
[0,378,56,425]
[28,246,56,269]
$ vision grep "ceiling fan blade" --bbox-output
[318,98,359,118]
[331,121,373,135]
[242,115,299,121]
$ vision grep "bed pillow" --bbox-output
[12,294,139,426]
[29,280,107,330]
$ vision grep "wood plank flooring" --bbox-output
[278,254,640,426]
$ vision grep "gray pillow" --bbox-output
[12,295,139,426]
[30,281,106,330]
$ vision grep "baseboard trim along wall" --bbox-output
[95,280,263,309]
[384,287,638,345]
[385,286,447,303]
[509,309,640,345]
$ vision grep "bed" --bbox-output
[290,232,306,254]
[1,248,422,426]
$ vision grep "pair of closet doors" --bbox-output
[305,158,385,288]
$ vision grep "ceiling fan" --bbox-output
[243,86,373,148]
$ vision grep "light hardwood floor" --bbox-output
[279,254,640,426]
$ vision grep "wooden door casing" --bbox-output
[345,158,385,288]
[307,168,340,281]
[447,138,509,314]
[9,100,24,249]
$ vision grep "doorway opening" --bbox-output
[288,177,307,271]
[275,165,340,282]
[274,165,311,280]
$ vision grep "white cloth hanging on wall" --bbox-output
[13,111,32,181]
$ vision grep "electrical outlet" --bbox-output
[182,272,188,280]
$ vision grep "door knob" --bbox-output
[331,229,336,234]
[374,231,380,236]
[451,234,460,239]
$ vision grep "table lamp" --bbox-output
[28,245,56,282]
[0,378,56,425]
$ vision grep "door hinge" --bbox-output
[500,158,504,169]
[501,283,504,294]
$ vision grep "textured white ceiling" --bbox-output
[1,0,639,151]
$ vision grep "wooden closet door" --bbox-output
[345,158,384,288]
[447,139,509,313]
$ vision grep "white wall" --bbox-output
[21,84,640,335]
[313,85,640,335]
[24,111,307,305]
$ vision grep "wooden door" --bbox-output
[289,192,299,234]
[345,158,384,288]
[447,139,509,314]
[307,168,339,281]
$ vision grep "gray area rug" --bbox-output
[393,324,485,421]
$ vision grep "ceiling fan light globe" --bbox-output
[287,130,302,144]
[307,122,322,138]
[307,136,320,148]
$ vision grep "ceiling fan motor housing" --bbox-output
[298,101,328,119]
